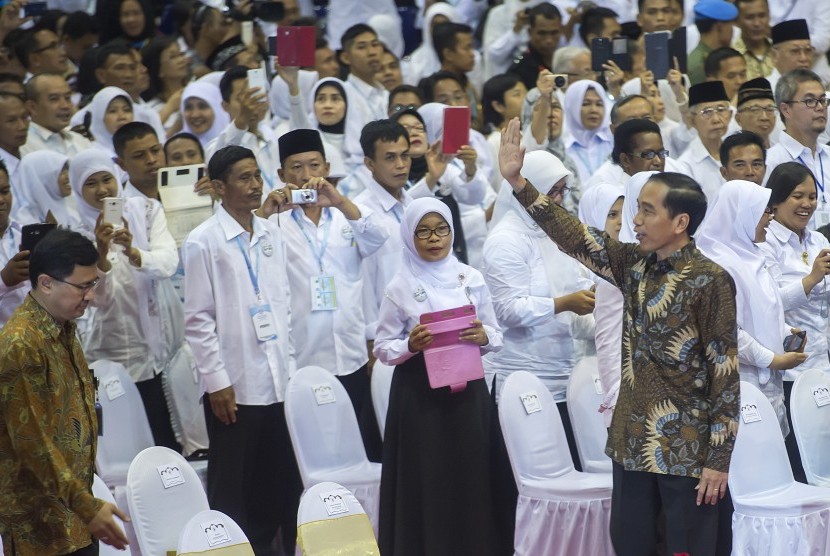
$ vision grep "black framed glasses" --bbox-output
[784,97,830,109]
[33,41,63,54]
[634,149,669,160]
[391,103,418,113]
[51,276,100,294]
[414,224,451,240]
[737,105,777,115]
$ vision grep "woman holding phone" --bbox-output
[759,162,830,482]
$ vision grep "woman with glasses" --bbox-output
[759,162,830,482]
[482,150,595,468]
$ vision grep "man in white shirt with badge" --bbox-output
[183,145,302,555]
[766,68,830,229]
[21,74,90,157]
[275,129,388,461]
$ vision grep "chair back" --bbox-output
[296,482,379,555]
[165,343,209,457]
[499,371,575,486]
[126,446,210,555]
[729,381,793,498]
[91,475,132,556]
[92,360,154,486]
[177,509,254,555]
[370,362,394,438]
[791,369,830,485]
[285,366,370,487]
[567,356,611,473]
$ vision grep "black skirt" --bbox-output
[378,353,515,556]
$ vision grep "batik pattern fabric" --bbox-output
[514,182,740,478]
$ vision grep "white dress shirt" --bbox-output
[344,75,389,125]
[86,195,181,383]
[765,132,830,226]
[206,122,283,192]
[676,136,726,201]
[183,205,295,404]
[583,157,686,191]
[354,176,413,340]
[0,222,29,327]
[21,122,91,158]
[0,149,21,219]
[276,206,388,375]
[759,219,830,379]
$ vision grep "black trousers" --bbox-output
[64,540,98,556]
[610,462,730,556]
[136,372,182,452]
[783,380,808,483]
[203,399,303,555]
[337,365,383,462]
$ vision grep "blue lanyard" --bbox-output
[391,204,402,223]
[235,234,261,298]
[798,152,826,202]
[291,208,332,274]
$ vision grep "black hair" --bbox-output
[29,228,99,289]
[169,0,195,38]
[637,0,684,10]
[695,17,718,35]
[76,46,102,97]
[35,10,68,34]
[432,22,473,65]
[219,65,248,102]
[340,24,377,52]
[610,94,651,125]
[528,2,563,27]
[704,47,743,77]
[482,73,522,131]
[649,172,707,236]
[164,132,205,159]
[13,30,42,70]
[359,119,410,159]
[612,118,662,164]
[190,3,216,42]
[208,145,257,182]
[62,10,100,40]
[767,161,818,207]
[390,107,426,127]
[140,36,178,102]
[94,42,133,71]
[388,84,424,111]
[113,121,157,157]
[418,70,465,103]
[578,7,619,45]
[0,72,23,90]
[719,130,766,166]
[96,0,155,44]
[0,159,8,179]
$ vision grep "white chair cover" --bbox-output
[296,482,379,556]
[126,446,210,556]
[91,475,133,556]
[92,360,155,487]
[499,371,613,556]
[730,381,830,555]
[177,509,254,555]
[566,356,612,473]
[369,361,394,439]
[285,366,382,534]
[791,369,830,487]
[164,343,209,457]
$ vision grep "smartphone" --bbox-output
[23,1,47,17]
[783,330,807,353]
[441,106,471,155]
[102,197,125,228]
[158,164,206,188]
[591,38,612,72]
[246,67,268,93]
[20,223,56,252]
[275,26,316,67]
[241,21,254,46]
[645,31,671,80]
[668,26,687,75]
[611,37,632,71]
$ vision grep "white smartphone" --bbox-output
[102,197,125,228]
[247,67,267,93]
[241,21,254,46]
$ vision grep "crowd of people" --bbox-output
[0,0,829,555]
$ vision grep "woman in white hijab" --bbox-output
[180,80,231,147]
[402,3,461,86]
[482,150,595,468]
[563,79,613,185]
[88,86,135,158]
[696,179,806,436]
[374,197,509,556]
[15,151,82,230]
[369,13,405,59]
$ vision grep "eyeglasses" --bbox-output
[51,276,100,294]
[400,124,425,134]
[634,149,669,160]
[391,103,418,113]
[737,105,777,115]
[693,106,731,119]
[548,184,571,196]
[784,97,830,109]
[778,46,815,57]
[33,41,63,54]
[414,224,451,240]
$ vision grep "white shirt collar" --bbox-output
[778,130,829,161]
[29,121,68,142]
[347,74,382,96]
[365,174,409,213]
[688,136,717,164]
[217,204,266,243]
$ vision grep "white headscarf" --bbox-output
[269,69,319,121]
[369,14,405,58]
[405,3,461,84]
[16,151,82,229]
[619,171,658,243]
[416,102,446,145]
[69,149,122,232]
[307,77,363,166]
[696,180,781,382]
[400,197,466,288]
[89,86,133,155]
[578,182,624,231]
[563,80,612,147]
[180,80,230,146]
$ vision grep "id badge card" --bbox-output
[249,304,278,341]
[815,207,830,229]
[311,275,337,311]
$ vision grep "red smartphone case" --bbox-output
[275,26,316,67]
[441,106,471,154]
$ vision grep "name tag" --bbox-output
[812,384,830,408]
[592,374,603,396]
[311,275,337,311]
[249,305,278,342]
[104,377,126,401]
[320,490,349,516]
[740,403,762,424]
[156,463,185,489]
[312,383,336,405]
[520,391,542,415]
[201,520,232,547]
